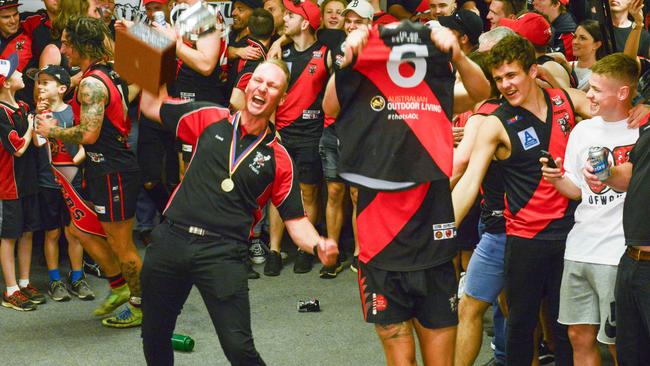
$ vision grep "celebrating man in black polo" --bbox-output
[139,59,339,366]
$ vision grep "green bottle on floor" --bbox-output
[171,334,195,352]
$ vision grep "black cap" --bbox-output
[438,9,484,46]
[37,65,71,89]
[234,0,264,10]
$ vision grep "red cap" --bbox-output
[559,0,569,5]
[498,12,552,47]
[0,0,20,10]
[282,0,321,31]
[143,0,166,5]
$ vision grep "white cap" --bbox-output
[341,0,374,20]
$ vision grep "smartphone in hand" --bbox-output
[540,150,558,169]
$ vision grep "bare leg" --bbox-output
[568,324,601,366]
[375,321,417,366]
[101,219,142,297]
[268,204,284,253]
[1,238,18,287]
[413,319,456,366]
[68,225,121,277]
[300,183,320,225]
[16,232,33,281]
[64,225,84,272]
[43,228,62,271]
[455,295,492,366]
[325,182,346,242]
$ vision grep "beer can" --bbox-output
[297,299,320,312]
[171,333,195,352]
[588,146,610,181]
[153,11,167,27]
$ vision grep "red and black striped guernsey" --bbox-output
[334,21,455,191]
[493,88,578,240]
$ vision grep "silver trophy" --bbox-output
[174,2,218,42]
[127,22,174,49]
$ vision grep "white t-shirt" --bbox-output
[563,116,639,265]
[570,61,592,92]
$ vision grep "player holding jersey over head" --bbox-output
[323,21,490,365]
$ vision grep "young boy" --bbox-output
[0,53,44,311]
[35,64,95,302]
[541,53,640,365]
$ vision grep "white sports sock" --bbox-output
[18,279,29,288]
[6,285,20,296]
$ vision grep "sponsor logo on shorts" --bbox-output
[214,134,224,141]
[112,185,119,192]
[372,293,387,315]
[87,152,105,163]
[433,222,456,240]
[449,294,458,313]
[302,109,322,120]
[370,95,386,112]
[182,144,193,153]
[94,205,106,214]
[517,127,540,150]
[112,195,120,202]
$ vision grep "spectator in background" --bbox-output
[533,0,576,60]
[438,8,484,54]
[264,0,285,37]
[611,0,650,57]
[429,0,456,20]
[228,0,264,63]
[143,0,169,22]
[568,19,604,91]
[486,0,521,29]
[321,0,346,30]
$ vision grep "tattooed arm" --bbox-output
[36,77,107,145]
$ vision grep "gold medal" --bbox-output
[221,178,234,192]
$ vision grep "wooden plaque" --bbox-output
[114,27,176,93]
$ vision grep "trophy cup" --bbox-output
[175,1,219,42]
[114,2,219,93]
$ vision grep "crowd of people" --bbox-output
[2,0,650,365]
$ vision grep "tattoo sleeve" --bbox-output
[49,77,107,144]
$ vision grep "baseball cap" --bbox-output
[438,9,484,45]
[283,0,321,30]
[498,12,551,47]
[143,0,166,5]
[341,0,374,20]
[234,0,264,10]
[0,0,20,10]
[559,0,569,5]
[36,64,71,89]
[0,53,18,84]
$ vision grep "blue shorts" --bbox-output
[463,231,506,303]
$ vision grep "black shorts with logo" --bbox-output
[0,194,41,238]
[357,260,458,329]
[284,143,323,185]
[85,171,140,222]
[39,187,72,231]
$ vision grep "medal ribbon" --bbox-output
[228,112,269,177]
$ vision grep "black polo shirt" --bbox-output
[623,120,650,246]
[160,100,306,243]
